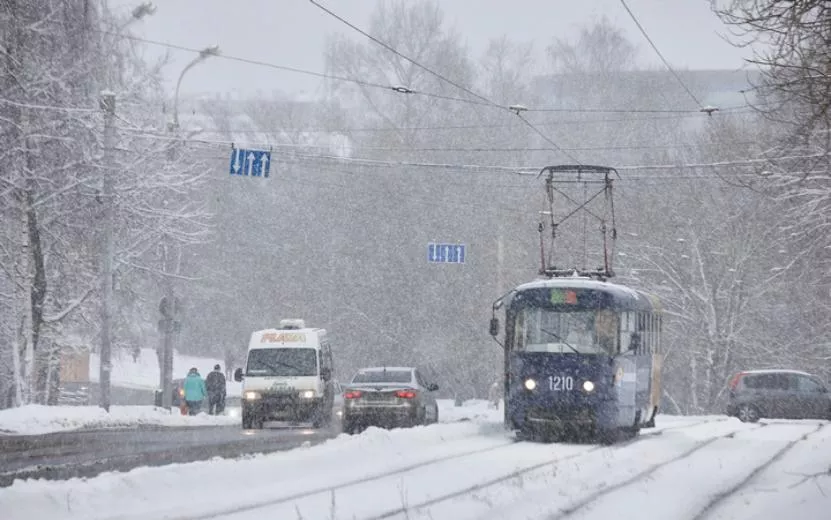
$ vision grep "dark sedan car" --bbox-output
[342,366,439,434]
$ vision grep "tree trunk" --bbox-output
[26,165,47,401]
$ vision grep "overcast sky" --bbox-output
[110,0,751,99]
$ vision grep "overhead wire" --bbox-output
[20,19,763,124]
[618,0,705,109]
[117,126,761,153]
[132,107,758,137]
[116,126,831,176]
[306,0,583,164]
[306,0,501,109]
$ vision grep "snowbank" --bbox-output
[0,405,238,435]
[0,417,510,520]
[0,396,494,436]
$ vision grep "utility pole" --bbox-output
[99,90,116,412]
[158,121,179,411]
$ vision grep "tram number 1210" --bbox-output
[549,375,574,391]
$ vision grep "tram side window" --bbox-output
[636,312,649,354]
[620,312,635,353]
[647,314,658,354]
[659,315,664,352]
[514,309,527,350]
[653,314,661,353]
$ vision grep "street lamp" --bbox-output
[171,45,220,131]
[131,2,156,20]
[157,45,220,410]
[117,2,155,31]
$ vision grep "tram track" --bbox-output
[360,417,733,520]
[165,418,721,520]
[546,421,828,520]
[546,422,770,519]
[163,437,519,520]
[690,422,827,520]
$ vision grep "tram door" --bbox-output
[614,311,638,426]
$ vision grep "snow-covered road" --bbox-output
[1,408,828,520]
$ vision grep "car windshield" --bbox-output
[514,307,616,355]
[246,348,317,377]
[352,370,413,383]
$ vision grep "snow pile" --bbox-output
[0,405,238,435]
[88,347,242,396]
[0,419,509,520]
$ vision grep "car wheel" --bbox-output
[243,411,262,429]
[311,409,323,429]
[342,418,356,434]
[737,404,760,423]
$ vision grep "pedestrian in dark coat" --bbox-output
[205,364,227,415]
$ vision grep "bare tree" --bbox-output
[0,1,213,407]
[713,0,830,133]
[713,0,831,380]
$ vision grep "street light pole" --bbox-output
[158,45,220,410]
[97,2,154,413]
[99,91,116,412]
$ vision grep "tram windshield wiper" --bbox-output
[539,327,580,354]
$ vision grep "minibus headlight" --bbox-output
[244,391,261,400]
[583,380,595,392]
[524,378,537,391]
[300,390,315,399]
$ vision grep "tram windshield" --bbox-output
[513,307,617,355]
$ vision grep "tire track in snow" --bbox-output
[690,421,828,520]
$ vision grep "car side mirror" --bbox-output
[489,318,499,337]
[233,368,243,382]
[428,383,439,392]
[321,368,332,381]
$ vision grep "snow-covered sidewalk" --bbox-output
[0,405,238,435]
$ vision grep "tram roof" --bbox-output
[512,277,661,312]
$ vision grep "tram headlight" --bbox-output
[524,378,537,391]
[582,380,595,393]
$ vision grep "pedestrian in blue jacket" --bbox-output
[183,367,207,415]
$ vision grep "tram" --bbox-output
[488,165,663,443]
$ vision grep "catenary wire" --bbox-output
[306,0,583,164]
[618,0,705,108]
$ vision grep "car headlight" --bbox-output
[524,378,537,391]
[300,390,315,399]
[244,391,261,400]
[583,380,595,392]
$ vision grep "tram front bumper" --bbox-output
[509,395,617,432]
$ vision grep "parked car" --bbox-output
[726,369,831,422]
[341,367,439,434]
